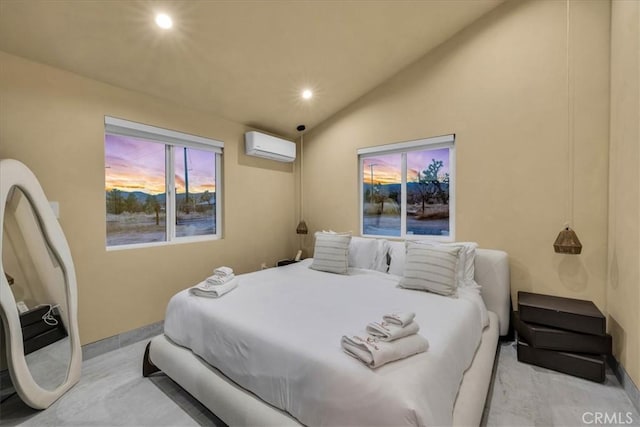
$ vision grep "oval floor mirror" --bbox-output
[0,159,81,409]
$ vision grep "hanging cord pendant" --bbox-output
[554,226,582,254]
[554,0,581,255]
[296,124,308,235]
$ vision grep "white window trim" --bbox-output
[358,134,455,241]
[105,116,223,153]
[356,134,454,156]
[106,234,219,252]
[105,116,223,249]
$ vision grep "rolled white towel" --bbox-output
[190,277,238,298]
[366,320,420,341]
[206,273,235,286]
[213,266,234,277]
[341,333,429,368]
[382,312,415,327]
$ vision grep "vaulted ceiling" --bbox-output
[0,0,502,138]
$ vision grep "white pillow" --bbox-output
[410,241,479,289]
[388,241,406,276]
[374,239,391,273]
[348,237,379,270]
[348,237,391,273]
[311,232,352,274]
[399,243,461,297]
[453,242,479,289]
[387,240,479,286]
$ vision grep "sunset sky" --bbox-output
[105,134,216,194]
[362,148,450,185]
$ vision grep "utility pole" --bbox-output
[369,163,378,202]
[184,147,189,210]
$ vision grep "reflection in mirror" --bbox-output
[1,187,71,391]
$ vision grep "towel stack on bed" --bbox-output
[341,312,428,368]
[189,266,238,298]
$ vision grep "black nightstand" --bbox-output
[20,306,67,355]
[515,292,610,382]
[276,259,299,267]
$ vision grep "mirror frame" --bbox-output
[0,159,81,409]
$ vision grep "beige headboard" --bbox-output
[475,249,511,336]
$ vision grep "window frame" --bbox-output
[357,134,455,241]
[105,116,223,250]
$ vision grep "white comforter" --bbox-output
[164,260,486,426]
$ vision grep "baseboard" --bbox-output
[82,320,164,360]
[608,354,640,414]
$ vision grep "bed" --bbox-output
[143,246,510,426]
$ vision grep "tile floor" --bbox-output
[0,339,223,426]
[1,339,638,426]
[483,342,639,426]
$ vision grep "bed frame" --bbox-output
[143,249,510,426]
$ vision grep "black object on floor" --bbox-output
[513,312,612,355]
[516,292,609,383]
[20,306,67,355]
[516,339,606,383]
[517,291,606,336]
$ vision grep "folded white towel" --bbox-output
[206,273,235,285]
[190,277,238,298]
[365,320,420,341]
[213,266,234,277]
[382,312,415,327]
[341,333,429,368]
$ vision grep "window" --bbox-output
[358,134,455,240]
[105,117,222,249]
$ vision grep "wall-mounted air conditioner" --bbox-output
[244,131,296,162]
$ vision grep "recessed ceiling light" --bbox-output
[302,89,313,100]
[155,13,173,29]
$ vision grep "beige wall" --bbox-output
[304,1,610,315]
[0,51,297,344]
[305,1,610,332]
[608,0,640,386]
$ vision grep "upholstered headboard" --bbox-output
[474,249,510,336]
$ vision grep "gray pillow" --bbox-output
[399,243,461,297]
[311,232,352,274]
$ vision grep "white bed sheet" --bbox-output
[164,259,485,426]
